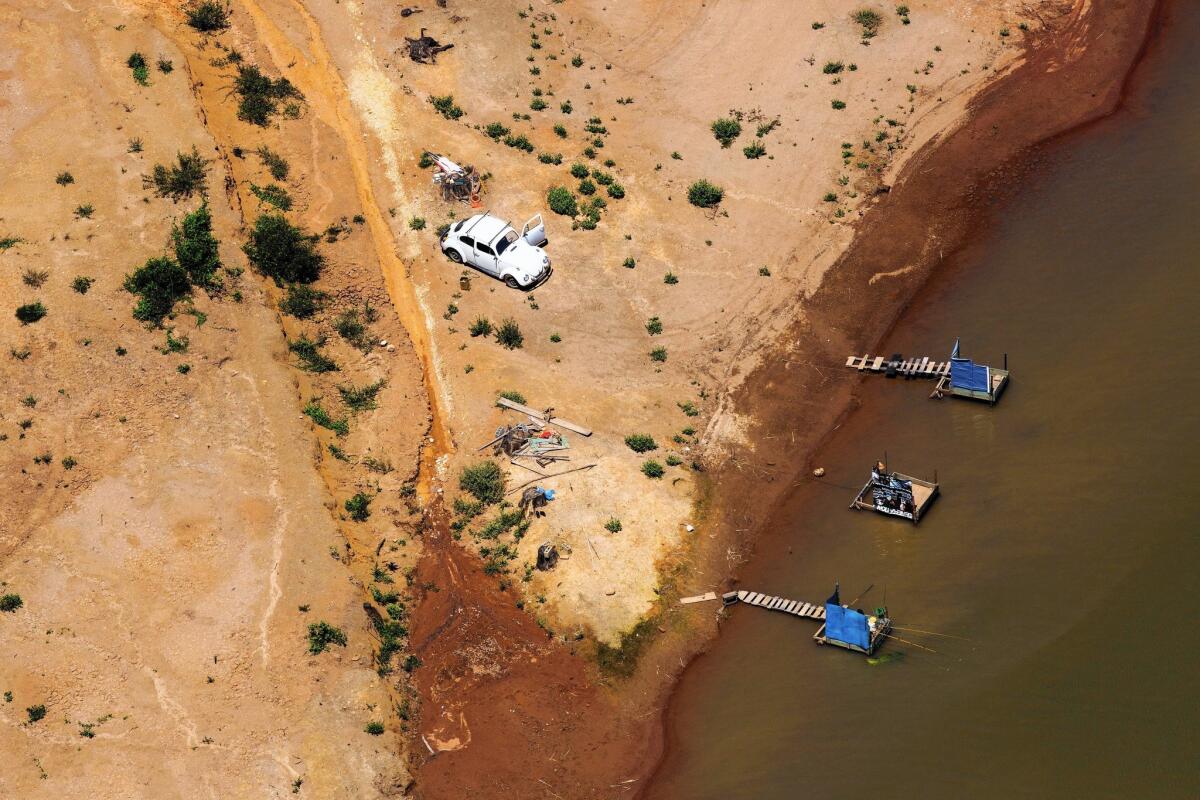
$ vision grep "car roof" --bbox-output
[464,213,511,244]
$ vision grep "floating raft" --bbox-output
[846,353,951,379]
[850,471,939,524]
[721,590,827,621]
[931,368,1009,404]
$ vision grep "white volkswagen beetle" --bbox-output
[440,212,551,289]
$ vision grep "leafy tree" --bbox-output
[243,213,323,284]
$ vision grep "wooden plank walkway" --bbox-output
[845,354,951,379]
[722,590,826,621]
[496,397,593,436]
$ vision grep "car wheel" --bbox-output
[445,248,463,264]
[504,275,522,289]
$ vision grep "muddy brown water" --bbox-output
[647,7,1200,799]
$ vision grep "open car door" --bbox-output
[521,214,547,247]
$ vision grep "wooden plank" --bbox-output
[845,356,858,367]
[918,356,929,374]
[736,590,748,601]
[857,353,870,371]
[798,603,811,617]
[496,397,592,436]
[871,356,884,370]
[784,601,798,614]
[680,591,718,605]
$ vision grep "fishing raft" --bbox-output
[715,584,892,657]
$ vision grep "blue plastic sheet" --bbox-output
[824,587,871,650]
[950,358,990,392]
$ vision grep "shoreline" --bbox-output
[635,0,1168,793]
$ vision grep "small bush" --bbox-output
[759,266,771,276]
[303,400,349,436]
[650,346,668,363]
[495,318,524,349]
[469,316,492,337]
[235,64,302,126]
[823,192,838,202]
[497,390,526,406]
[569,163,590,179]
[127,52,150,85]
[72,276,95,294]
[530,98,548,111]
[571,54,584,67]
[605,518,622,533]
[15,303,47,325]
[853,9,883,38]
[27,704,47,723]
[711,118,742,148]
[641,460,665,479]
[146,147,209,201]
[625,434,657,453]
[334,308,373,351]
[408,216,426,231]
[288,336,338,372]
[249,182,292,210]
[460,460,504,505]
[280,284,327,318]
[243,213,323,284]
[172,202,221,284]
[547,186,577,217]
[503,134,535,153]
[345,492,371,521]
[623,257,636,269]
[606,182,625,200]
[560,100,573,114]
[687,179,723,208]
[186,1,231,31]
[307,621,347,654]
[743,141,767,159]
[678,401,699,417]
[339,380,386,412]
[823,61,844,74]
[124,257,189,323]
[430,94,464,119]
[663,272,679,285]
[484,122,510,140]
[365,721,385,736]
[22,269,49,288]
[831,99,846,110]
[646,316,663,335]
[256,146,289,180]
[577,178,596,196]
[553,124,568,138]
[0,594,22,612]
[55,171,74,186]
[157,57,174,74]
[74,204,95,219]
[538,152,563,165]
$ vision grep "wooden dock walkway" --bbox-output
[846,354,951,379]
[720,590,826,621]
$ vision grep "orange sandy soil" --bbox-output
[0,0,1155,798]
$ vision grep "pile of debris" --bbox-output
[427,152,481,205]
[404,28,454,64]
[490,423,570,469]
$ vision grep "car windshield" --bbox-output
[495,230,519,255]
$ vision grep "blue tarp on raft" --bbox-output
[950,338,990,392]
[824,586,871,650]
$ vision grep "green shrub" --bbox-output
[645,316,662,335]
[578,178,596,196]
[365,721,385,735]
[27,704,47,723]
[823,192,838,202]
[823,61,844,74]
[185,1,230,31]
[0,594,22,612]
[307,621,347,654]
[335,308,372,350]
[743,141,767,159]
[666,454,683,466]
[303,400,349,435]
[127,52,150,85]
[172,203,221,284]
[831,99,846,110]
[145,147,209,201]
[124,257,189,323]
[604,518,622,533]
[409,216,426,231]
[288,335,338,372]
[495,318,523,349]
[158,57,174,74]
[235,64,302,126]
[606,182,625,199]
[503,133,535,152]
[15,302,47,324]
[55,171,74,186]
[624,434,657,453]
[484,122,510,140]
[553,124,567,138]
[280,284,327,318]
[538,152,563,165]
[560,100,573,114]
[469,316,492,337]
[430,94,464,119]
[74,204,95,219]
[569,162,589,179]
[530,98,548,111]
[256,146,289,180]
[711,118,742,148]
[249,182,291,210]
[623,257,636,269]
[853,9,883,38]
[243,213,323,284]
[497,390,526,406]
[687,179,723,208]
[460,460,504,504]
[345,492,371,521]
[650,346,667,363]
[663,272,679,285]
[72,276,95,294]
[339,380,386,412]
[571,55,584,67]
[547,186,577,216]
[641,460,665,479]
